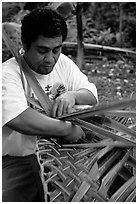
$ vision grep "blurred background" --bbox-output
[2,2,136,105]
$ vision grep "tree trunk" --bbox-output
[119,3,123,48]
[76,3,84,69]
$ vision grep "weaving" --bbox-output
[36,104,136,202]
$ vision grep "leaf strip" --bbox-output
[72,119,135,146]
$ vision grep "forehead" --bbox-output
[33,35,63,48]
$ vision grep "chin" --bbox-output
[40,70,53,75]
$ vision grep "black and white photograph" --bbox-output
[2,2,136,202]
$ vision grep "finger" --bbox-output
[62,102,69,115]
[82,131,86,139]
[57,101,64,117]
[52,101,59,118]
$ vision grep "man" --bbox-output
[2,8,98,201]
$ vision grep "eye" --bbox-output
[53,47,61,54]
[37,48,49,54]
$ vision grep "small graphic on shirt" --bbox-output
[45,83,66,101]
[29,83,66,113]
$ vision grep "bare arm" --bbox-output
[72,88,97,105]
[52,88,97,117]
[6,107,84,142]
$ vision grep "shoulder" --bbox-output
[58,53,76,66]
[56,53,78,73]
[3,57,18,67]
[59,53,72,61]
[3,57,20,75]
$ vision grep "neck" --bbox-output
[23,54,34,71]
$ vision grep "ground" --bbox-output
[83,58,136,105]
[66,52,136,106]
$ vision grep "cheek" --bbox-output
[29,52,43,64]
[54,53,60,62]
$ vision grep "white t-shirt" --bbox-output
[2,53,98,156]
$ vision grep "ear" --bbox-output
[22,43,28,52]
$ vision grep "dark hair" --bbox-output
[21,7,67,48]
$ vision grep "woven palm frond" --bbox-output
[36,97,136,202]
[36,137,135,202]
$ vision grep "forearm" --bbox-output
[72,89,97,106]
[6,107,72,138]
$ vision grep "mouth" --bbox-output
[39,65,53,74]
[40,64,52,69]
[42,64,53,69]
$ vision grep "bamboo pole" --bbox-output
[63,41,136,55]
[76,3,84,69]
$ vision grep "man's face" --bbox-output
[23,35,62,75]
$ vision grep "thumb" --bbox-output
[67,104,74,113]
[82,131,86,139]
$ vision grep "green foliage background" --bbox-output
[2,2,136,48]
[2,2,136,105]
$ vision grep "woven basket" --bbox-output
[36,115,136,202]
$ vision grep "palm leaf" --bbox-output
[100,116,135,138]
[71,162,99,202]
[105,110,136,118]
[36,137,135,201]
[58,96,136,120]
[98,148,132,197]
[109,175,136,202]
[36,95,136,201]
[2,22,52,116]
[71,118,135,146]
[63,139,133,148]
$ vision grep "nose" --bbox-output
[43,51,54,64]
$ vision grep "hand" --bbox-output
[61,124,86,143]
[52,91,75,118]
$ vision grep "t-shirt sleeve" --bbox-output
[64,56,98,102]
[2,69,29,126]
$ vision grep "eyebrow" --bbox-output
[37,44,62,50]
